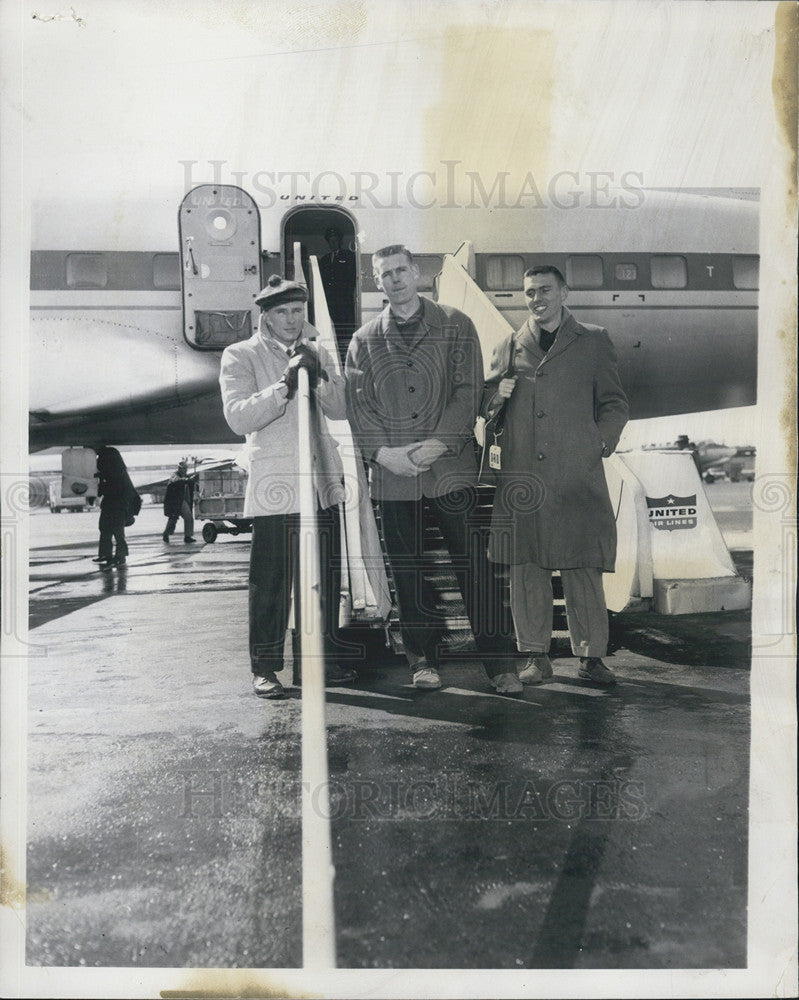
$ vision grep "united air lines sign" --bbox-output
[645,494,698,531]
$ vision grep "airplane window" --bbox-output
[65,253,108,289]
[615,263,638,281]
[732,255,759,290]
[485,256,525,290]
[651,255,687,288]
[152,253,181,289]
[566,255,603,288]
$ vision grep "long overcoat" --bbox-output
[219,324,346,517]
[483,308,629,570]
[163,474,196,518]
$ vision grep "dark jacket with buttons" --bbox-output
[482,307,629,570]
[345,297,483,501]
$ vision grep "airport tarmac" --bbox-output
[23,482,752,969]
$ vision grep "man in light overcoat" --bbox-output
[219,275,356,698]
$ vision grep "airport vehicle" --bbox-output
[725,446,756,482]
[47,480,95,513]
[29,183,758,450]
[194,462,251,543]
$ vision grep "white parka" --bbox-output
[219,323,346,516]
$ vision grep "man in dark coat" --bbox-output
[318,225,357,360]
[482,265,629,685]
[162,460,197,543]
[346,245,515,693]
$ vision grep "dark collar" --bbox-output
[379,295,442,336]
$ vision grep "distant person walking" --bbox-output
[95,446,141,569]
[162,460,197,543]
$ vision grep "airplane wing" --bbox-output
[132,457,243,494]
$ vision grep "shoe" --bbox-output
[518,654,554,685]
[325,663,357,685]
[491,671,523,695]
[162,532,170,543]
[113,557,126,567]
[577,657,617,685]
[92,557,106,563]
[252,673,286,699]
[412,666,442,690]
[184,537,196,543]
[96,561,113,570]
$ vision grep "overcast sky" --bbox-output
[22,0,777,249]
[7,0,784,450]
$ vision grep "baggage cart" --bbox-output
[195,464,251,543]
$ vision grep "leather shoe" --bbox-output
[577,657,616,685]
[162,532,170,543]
[325,663,357,685]
[412,665,442,690]
[184,537,196,543]
[518,654,553,684]
[491,671,523,695]
[252,672,286,699]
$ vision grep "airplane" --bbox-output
[642,436,740,480]
[29,183,758,451]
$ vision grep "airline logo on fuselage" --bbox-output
[646,494,698,531]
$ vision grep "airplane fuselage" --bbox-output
[29,187,758,449]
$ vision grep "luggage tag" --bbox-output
[489,444,502,470]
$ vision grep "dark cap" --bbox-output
[324,226,343,240]
[255,274,309,310]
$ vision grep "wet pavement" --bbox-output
[25,487,752,969]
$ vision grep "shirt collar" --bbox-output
[379,295,441,336]
[259,328,305,354]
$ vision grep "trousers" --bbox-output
[98,507,128,563]
[378,486,512,676]
[249,506,345,675]
[164,501,194,540]
[508,563,609,658]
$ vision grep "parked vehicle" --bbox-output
[48,480,96,513]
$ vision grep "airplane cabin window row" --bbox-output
[481,253,759,291]
[30,250,759,293]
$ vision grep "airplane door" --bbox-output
[281,207,359,358]
[179,185,262,350]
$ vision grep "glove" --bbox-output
[282,343,329,398]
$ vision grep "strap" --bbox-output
[492,330,516,434]
[505,329,516,377]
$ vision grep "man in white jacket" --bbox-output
[219,275,356,699]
